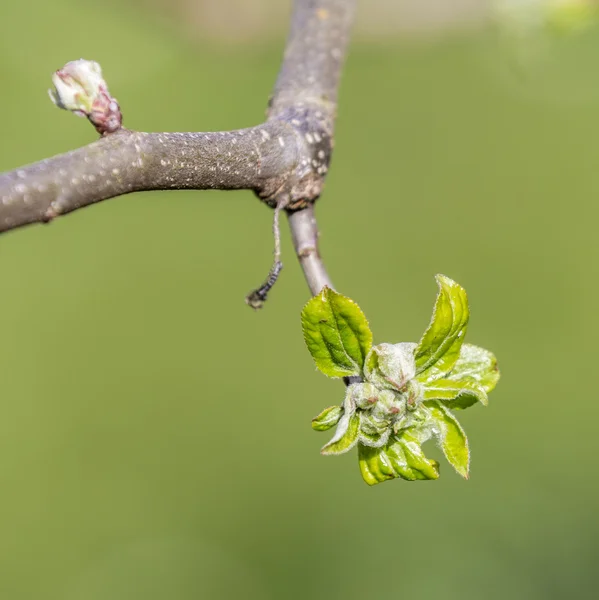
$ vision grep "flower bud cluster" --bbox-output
[347,343,426,448]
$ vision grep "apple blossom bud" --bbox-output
[48,59,122,135]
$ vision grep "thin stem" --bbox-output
[287,205,333,296]
[273,198,286,264]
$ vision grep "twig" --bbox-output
[0,0,357,307]
[287,205,334,296]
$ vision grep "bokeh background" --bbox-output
[1,0,598,598]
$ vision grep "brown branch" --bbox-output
[0,124,297,232]
[269,0,355,117]
[0,0,356,301]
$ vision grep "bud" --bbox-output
[347,382,379,410]
[364,342,417,392]
[359,412,391,448]
[49,59,122,135]
[372,389,405,420]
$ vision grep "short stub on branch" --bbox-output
[49,59,122,136]
[246,260,284,310]
[245,197,289,309]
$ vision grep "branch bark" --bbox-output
[0,0,356,297]
[0,124,297,232]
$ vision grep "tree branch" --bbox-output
[269,0,355,117]
[0,0,356,301]
[0,124,298,232]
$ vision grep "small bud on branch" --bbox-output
[49,59,122,136]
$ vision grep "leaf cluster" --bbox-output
[302,276,500,485]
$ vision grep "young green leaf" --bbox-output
[447,343,500,394]
[427,401,470,478]
[422,378,488,409]
[358,436,439,486]
[301,287,373,378]
[358,442,397,485]
[397,433,440,480]
[321,411,360,455]
[414,275,469,382]
[312,405,344,431]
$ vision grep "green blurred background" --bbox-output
[1,1,598,598]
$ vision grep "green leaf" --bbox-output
[359,442,397,485]
[312,405,343,431]
[397,433,440,480]
[358,435,439,486]
[447,343,500,394]
[414,274,469,382]
[422,378,488,409]
[301,287,373,378]
[426,401,470,479]
[321,410,360,455]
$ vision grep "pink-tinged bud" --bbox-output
[48,59,122,135]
